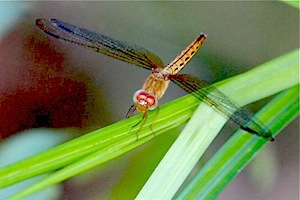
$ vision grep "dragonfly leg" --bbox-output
[149,106,160,137]
[128,119,140,140]
[129,113,148,140]
[126,104,136,118]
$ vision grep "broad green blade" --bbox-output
[1,48,298,199]
[135,48,298,199]
[176,85,299,199]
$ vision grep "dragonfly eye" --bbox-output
[133,89,147,103]
[146,95,157,110]
[133,89,157,110]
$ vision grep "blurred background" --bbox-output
[0,2,298,200]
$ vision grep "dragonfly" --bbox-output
[35,19,274,141]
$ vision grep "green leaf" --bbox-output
[0,48,298,199]
[281,0,300,9]
[175,85,299,200]
[135,49,299,199]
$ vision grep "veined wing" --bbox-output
[36,19,165,70]
[170,74,273,140]
[164,34,207,75]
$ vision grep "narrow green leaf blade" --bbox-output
[176,85,299,199]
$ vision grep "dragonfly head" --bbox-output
[133,89,158,113]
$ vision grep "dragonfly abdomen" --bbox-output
[164,34,207,75]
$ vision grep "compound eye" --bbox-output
[146,95,155,106]
[147,94,158,110]
[132,89,158,110]
[137,93,147,101]
[133,89,147,103]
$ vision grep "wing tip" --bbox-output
[241,126,274,141]
[35,18,46,30]
[35,18,60,39]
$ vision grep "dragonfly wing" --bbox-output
[170,74,273,140]
[36,19,165,70]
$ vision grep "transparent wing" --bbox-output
[36,19,165,70]
[170,74,273,140]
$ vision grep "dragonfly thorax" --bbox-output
[142,73,171,100]
[152,68,172,81]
